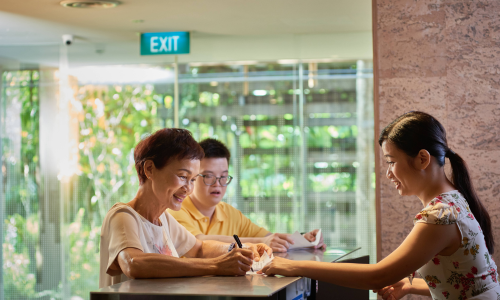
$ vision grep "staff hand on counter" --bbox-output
[258,257,300,277]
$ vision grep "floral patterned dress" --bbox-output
[413,191,500,300]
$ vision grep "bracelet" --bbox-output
[228,242,236,252]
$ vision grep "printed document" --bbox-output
[248,251,274,274]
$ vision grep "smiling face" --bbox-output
[382,141,422,197]
[148,158,200,211]
[192,157,229,208]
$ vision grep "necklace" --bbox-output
[152,218,163,226]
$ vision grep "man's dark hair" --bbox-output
[199,138,230,163]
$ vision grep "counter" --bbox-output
[90,248,368,300]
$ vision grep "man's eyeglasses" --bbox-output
[198,174,233,186]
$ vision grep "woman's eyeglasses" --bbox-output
[198,174,233,186]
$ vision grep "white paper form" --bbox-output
[247,252,274,274]
[288,229,322,250]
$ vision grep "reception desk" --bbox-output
[90,249,368,300]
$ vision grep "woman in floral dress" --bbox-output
[260,111,500,299]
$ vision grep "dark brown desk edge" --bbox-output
[311,255,370,300]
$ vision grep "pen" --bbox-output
[233,234,254,272]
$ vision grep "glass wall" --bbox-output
[1,59,374,299]
[176,61,375,252]
[2,69,41,299]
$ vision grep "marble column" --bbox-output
[374,1,500,299]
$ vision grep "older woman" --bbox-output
[99,128,270,288]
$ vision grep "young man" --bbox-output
[169,138,324,252]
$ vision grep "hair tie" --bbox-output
[446,148,456,157]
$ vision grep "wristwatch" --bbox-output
[228,242,236,252]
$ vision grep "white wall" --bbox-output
[0,31,372,67]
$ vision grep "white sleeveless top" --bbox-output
[99,203,197,288]
[413,191,500,299]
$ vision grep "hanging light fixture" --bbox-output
[60,0,121,8]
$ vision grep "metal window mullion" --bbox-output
[292,64,299,231]
[298,62,307,231]
[0,67,5,300]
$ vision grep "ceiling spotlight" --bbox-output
[60,0,121,8]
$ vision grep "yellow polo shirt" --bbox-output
[169,196,269,238]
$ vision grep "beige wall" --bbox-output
[373,0,500,298]
[0,31,373,67]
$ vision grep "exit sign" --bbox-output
[140,31,190,55]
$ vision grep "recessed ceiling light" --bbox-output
[60,0,121,8]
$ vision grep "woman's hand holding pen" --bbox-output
[215,248,254,275]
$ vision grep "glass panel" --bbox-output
[0,45,63,299]
[64,68,168,299]
[1,56,374,299]
[179,62,303,234]
[2,69,41,299]
[177,61,375,258]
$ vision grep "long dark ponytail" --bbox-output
[379,111,494,254]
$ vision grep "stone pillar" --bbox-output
[374,0,500,299]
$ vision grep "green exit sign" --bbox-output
[140,31,190,55]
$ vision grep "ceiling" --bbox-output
[0,0,372,66]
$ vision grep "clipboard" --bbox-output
[332,247,362,262]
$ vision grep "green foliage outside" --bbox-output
[3,214,37,298]
[66,208,101,300]
[176,71,360,235]
[1,73,166,298]
[70,84,164,298]
[2,63,368,299]
[2,70,40,299]
[76,84,163,220]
